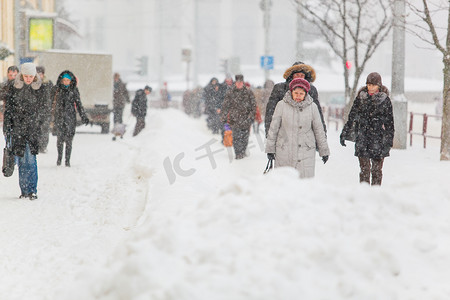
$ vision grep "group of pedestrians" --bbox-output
[195,61,394,185]
[200,74,258,160]
[264,61,394,185]
[1,59,395,200]
[1,63,89,200]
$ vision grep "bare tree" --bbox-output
[405,0,450,160]
[293,0,393,116]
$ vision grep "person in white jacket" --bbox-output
[265,78,329,178]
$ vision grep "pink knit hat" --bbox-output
[289,78,310,93]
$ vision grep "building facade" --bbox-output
[0,0,56,82]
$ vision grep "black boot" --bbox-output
[65,138,72,167]
[57,137,64,166]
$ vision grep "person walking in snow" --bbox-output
[113,72,130,124]
[3,63,45,200]
[0,65,19,117]
[131,85,152,136]
[160,82,170,109]
[220,74,256,160]
[265,78,329,178]
[51,70,89,167]
[340,72,394,186]
[265,61,326,137]
[36,66,54,153]
[203,77,223,134]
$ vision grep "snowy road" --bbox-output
[2,105,450,299]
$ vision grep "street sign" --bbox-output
[260,55,274,70]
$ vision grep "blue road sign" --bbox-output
[260,55,274,70]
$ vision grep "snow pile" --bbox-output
[57,109,450,300]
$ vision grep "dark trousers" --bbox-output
[232,128,250,159]
[57,136,74,165]
[133,117,145,136]
[113,106,124,124]
[358,157,384,185]
[39,119,51,152]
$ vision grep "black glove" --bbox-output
[267,153,275,160]
[340,133,346,147]
[322,155,329,164]
[82,116,89,125]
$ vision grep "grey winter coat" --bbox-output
[265,91,330,178]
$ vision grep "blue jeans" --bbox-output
[15,144,38,195]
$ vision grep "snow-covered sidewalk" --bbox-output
[0,122,148,299]
[2,106,450,300]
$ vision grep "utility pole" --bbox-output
[158,0,164,91]
[295,0,303,61]
[262,0,271,81]
[391,0,407,149]
[193,0,199,87]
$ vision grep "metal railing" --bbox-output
[409,112,441,148]
[324,106,344,131]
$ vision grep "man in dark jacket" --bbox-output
[264,62,326,137]
[113,73,130,124]
[3,63,44,200]
[131,85,151,136]
[36,66,54,153]
[0,65,19,116]
[220,74,256,159]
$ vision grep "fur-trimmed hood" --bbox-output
[283,64,316,83]
[13,73,42,90]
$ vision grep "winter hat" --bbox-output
[366,72,382,87]
[20,62,37,76]
[289,78,310,93]
[235,74,244,82]
[62,73,72,80]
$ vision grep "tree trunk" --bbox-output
[440,58,450,160]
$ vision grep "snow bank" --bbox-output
[60,109,450,300]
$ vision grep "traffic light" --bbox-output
[136,55,148,76]
[345,60,352,69]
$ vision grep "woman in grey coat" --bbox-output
[265,78,329,178]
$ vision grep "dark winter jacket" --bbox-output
[203,78,222,115]
[220,85,256,130]
[51,70,88,138]
[38,76,54,125]
[265,64,326,136]
[113,79,129,109]
[131,89,148,118]
[341,86,395,159]
[0,79,14,103]
[3,73,44,156]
